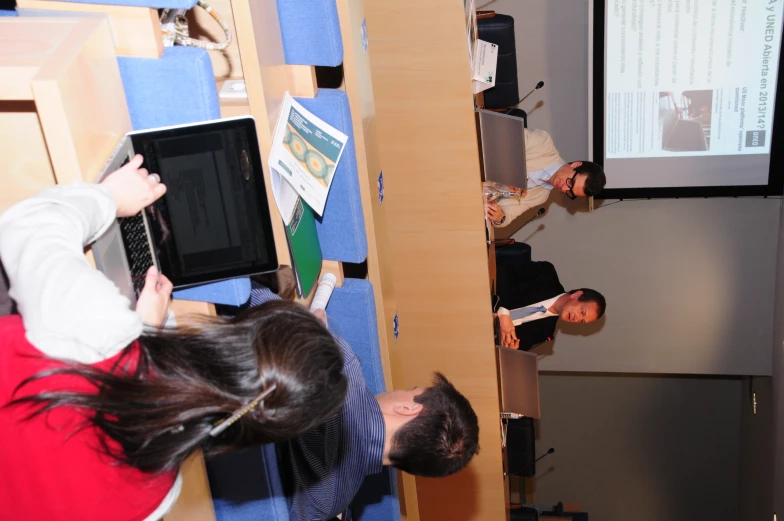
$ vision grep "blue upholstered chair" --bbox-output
[207,1,401,518]
[116,46,252,306]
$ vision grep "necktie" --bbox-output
[509,305,547,322]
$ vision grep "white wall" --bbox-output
[488,0,589,160]
[517,195,778,375]
[534,374,742,521]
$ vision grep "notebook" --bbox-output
[284,197,322,298]
[92,116,279,307]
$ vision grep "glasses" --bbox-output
[565,172,579,200]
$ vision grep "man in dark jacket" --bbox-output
[495,260,606,350]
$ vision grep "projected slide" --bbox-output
[601,0,784,190]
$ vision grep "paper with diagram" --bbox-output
[269,93,348,216]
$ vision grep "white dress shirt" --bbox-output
[497,293,565,325]
[526,161,566,191]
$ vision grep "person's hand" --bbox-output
[485,202,505,223]
[311,308,328,326]
[100,154,166,217]
[498,314,519,348]
[136,266,173,327]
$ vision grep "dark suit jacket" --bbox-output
[495,260,564,351]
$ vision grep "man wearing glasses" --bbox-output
[484,129,606,229]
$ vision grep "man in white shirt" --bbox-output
[494,259,606,350]
[484,129,606,230]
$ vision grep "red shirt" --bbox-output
[0,315,177,521]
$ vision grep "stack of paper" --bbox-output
[269,93,349,297]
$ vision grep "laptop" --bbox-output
[496,345,541,419]
[93,116,279,307]
[476,108,528,188]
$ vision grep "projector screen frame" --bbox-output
[591,0,784,200]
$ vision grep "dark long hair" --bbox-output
[9,300,347,474]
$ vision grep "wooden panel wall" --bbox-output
[363,0,507,519]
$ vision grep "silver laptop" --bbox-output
[93,116,279,306]
[496,345,541,419]
[476,109,528,188]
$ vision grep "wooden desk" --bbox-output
[0,18,130,211]
[364,1,506,519]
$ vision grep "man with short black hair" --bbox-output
[485,128,606,229]
[277,343,480,520]
[383,372,478,477]
[495,259,606,350]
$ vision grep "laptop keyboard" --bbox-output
[115,156,155,296]
[118,213,155,296]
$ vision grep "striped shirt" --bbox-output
[276,337,385,521]
[215,282,280,316]
[220,281,386,520]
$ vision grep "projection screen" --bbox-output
[592,0,784,197]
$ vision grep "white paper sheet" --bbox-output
[269,93,349,216]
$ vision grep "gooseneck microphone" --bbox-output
[517,447,555,477]
[535,447,555,463]
[513,80,544,108]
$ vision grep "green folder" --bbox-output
[285,197,322,298]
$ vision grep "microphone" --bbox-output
[535,447,555,463]
[512,80,544,108]
[508,447,555,477]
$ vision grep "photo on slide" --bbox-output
[658,90,713,153]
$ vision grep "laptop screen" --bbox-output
[130,117,278,289]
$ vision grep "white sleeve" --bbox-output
[497,307,510,316]
[0,183,143,364]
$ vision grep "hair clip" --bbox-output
[209,384,277,438]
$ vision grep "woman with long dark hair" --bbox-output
[0,156,347,521]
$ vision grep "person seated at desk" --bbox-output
[484,128,607,230]
[0,159,348,521]
[280,361,479,521]
[223,282,481,521]
[495,259,606,350]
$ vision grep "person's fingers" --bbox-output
[141,266,159,293]
[147,173,161,185]
[157,274,173,295]
[125,154,144,170]
[512,339,520,349]
[150,182,167,202]
[312,308,328,326]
